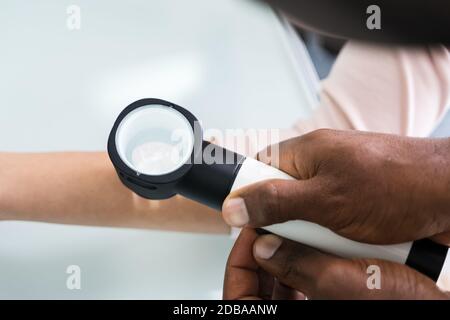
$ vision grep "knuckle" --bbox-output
[327,191,351,219]
[243,181,282,226]
[314,260,351,292]
[352,259,372,274]
[304,128,334,143]
[312,128,333,139]
[256,181,281,219]
[315,181,352,228]
[279,262,300,281]
[278,252,302,280]
[320,260,346,279]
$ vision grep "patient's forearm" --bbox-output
[0,152,229,233]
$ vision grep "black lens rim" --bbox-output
[107,98,203,185]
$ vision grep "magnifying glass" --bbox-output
[108,98,449,287]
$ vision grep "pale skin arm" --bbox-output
[0,129,297,233]
[0,152,229,233]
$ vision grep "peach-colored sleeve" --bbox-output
[291,42,450,138]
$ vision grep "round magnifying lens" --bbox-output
[115,104,195,176]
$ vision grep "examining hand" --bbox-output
[224,228,449,299]
[222,129,450,244]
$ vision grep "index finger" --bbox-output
[257,133,320,179]
[223,228,260,300]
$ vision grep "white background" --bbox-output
[0,0,316,298]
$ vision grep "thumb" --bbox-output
[222,177,330,228]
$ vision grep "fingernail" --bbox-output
[222,197,249,227]
[254,235,282,260]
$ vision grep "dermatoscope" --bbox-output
[108,98,450,288]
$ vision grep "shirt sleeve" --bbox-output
[292,42,450,137]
